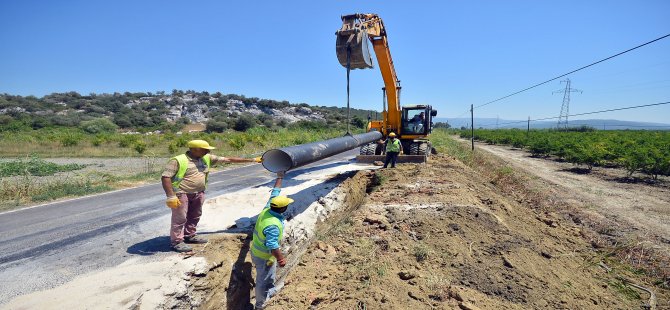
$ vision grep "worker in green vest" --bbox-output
[161,139,262,252]
[251,171,293,309]
[383,132,403,168]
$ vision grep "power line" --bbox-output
[476,101,670,128]
[537,101,669,121]
[473,33,670,110]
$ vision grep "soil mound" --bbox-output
[266,155,643,309]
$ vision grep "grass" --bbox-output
[0,157,163,211]
[0,171,161,212]
[341,237,391,286]
[609,279,642,300]
[30,181,112,202]
[0,126,357,158]
[413,243,431,262]
[355,300,367,310]
[319,217,354,240]
[0,155,87,177]
[430,129,474,164]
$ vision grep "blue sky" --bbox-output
[1,1,668,123]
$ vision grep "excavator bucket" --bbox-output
[336,15,374,69]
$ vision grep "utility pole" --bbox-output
[553,78,582,130]
[470,104,474,151]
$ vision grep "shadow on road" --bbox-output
[126,236,173,255]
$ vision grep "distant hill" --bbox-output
[435,118,670,130]
[0,91,378,132]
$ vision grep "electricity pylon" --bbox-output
[553,78,582,130]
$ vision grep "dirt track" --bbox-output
[474,142,670,250]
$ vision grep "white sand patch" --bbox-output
[198,163,374,232]
[3,162,374,310]
[2,255,208,310]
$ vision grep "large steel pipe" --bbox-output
[261,131,382,172]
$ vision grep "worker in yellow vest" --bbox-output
[161,139,262,252]
[251,171,293,309]
[383,132,403,168]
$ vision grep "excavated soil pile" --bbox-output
[265,155,648,309]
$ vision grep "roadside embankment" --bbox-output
[266,154,648,309]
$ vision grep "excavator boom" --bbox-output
[335,13,437,162]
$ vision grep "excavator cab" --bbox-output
[401,105,437,136]
[336,14,375,69]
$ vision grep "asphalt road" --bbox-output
[0,149,358,305]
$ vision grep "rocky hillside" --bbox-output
[0,91,377,132]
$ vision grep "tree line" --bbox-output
[461,128,670,179]
[0,90,377,133]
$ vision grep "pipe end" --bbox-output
[261,149,293,173]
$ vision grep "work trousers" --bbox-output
[252,254,284,309]
[170,191,205,245]
[384,151,400,168]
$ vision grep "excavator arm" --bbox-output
[336,13,401,135]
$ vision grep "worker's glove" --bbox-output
[254,156,263,163]
[278,257,287,267]
[166,196,181,209]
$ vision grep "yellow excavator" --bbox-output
[336,13,437,162]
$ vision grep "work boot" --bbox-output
[172,242,193,253]
[184,235,208,244]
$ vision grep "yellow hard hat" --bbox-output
[270,195,294,208]
[388,132,396,137]
[187,139,216,150]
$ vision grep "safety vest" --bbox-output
[170,153,211,192]
[387,139,401,153]
[251,208,284,261]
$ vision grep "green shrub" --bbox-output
[168,143,179,154]
[229,135,247,150]
[234,115,256,132]
[60,132,82,147]
[119,135,139,148]
[175,136,188,147]
[205,119,227,133]
[79,118,118,134]
[134,141,147,154]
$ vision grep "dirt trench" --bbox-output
[164,170,373,309]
